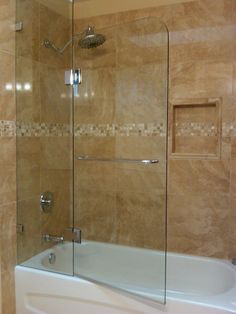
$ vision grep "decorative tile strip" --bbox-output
[16,121,71,137]
[74,123,166,137]
[222,123,236,137]
[0,120,16,136]
[2,121,236,138]
[175,122,218,137]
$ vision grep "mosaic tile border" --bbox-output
[1,120,236,137]
[175,122,218,137]
[0,120,16,137]
[16,122,71,137]
[74,123,166,137]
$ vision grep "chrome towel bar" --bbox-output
[77,155,159,164]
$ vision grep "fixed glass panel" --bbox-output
[16,0,74,275]
[74,17,168,303]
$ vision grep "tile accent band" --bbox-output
[0,120,236,137]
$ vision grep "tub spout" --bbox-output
[42,234,64,244]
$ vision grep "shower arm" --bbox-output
[44,30,85,55]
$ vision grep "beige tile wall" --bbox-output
[0,0,16,312]
[16,0,73,263]
[74,17,168,250]
[74,0,236,258]
[0,0,235,313]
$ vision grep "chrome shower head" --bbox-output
[78,26,106,49]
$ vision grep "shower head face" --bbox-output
[78,26,106,49]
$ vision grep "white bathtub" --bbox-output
[15,241,236,314]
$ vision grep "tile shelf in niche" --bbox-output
[170,98,221,160]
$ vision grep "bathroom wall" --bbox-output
[0,0,73,312]
[0,0,235,313]
[16,0,73,264]
[74,0,236,259]
[74,17,168,250]
[0,0,16,313]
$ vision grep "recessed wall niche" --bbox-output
[170,98,221,159]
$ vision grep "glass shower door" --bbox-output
[16,0,74,275]
[73,17,168,303]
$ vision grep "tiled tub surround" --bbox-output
[0,0,234,313]
[74,0,236,259]
[16,0,74,269]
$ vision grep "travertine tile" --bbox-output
[40,169,73,235]
[116,191,166,250]
[40,137,72,170]
[40,64,72,124]
[16,0,40,61]
[0,202,16,273]
[39,3,72,69]
[0,0,15,54]
[74,189,116,243]
[0,51,15,120]
[16,57,40,122]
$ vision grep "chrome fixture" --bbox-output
[65,69,82,86]
[15,21,23,32]
[48,253,56,265]
[42,228,82,245]
[40,191,54,213]
[17,224,24,234]
[43,234,64,244]
[78,26,106,49]
[77,155,159,164]
[232,258,236,266]
[43,25,106,55]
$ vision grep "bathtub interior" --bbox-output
[23,241,166,303]
[21,240,236,312]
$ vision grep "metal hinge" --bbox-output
[15,21,23,32]
[65,228,82,244]
[17,224,24,233]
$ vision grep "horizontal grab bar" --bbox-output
[77,155,159,164]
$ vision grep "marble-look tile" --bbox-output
[115,136,167,162]
[170,61,233,99]
[168,193,230,258]
[39,3,72,69]
[16,57,40,122]
[75,137,115,158]
[0,137,15,169]
[74,189,116,243]
[168,0,233,31]
[116,191,166,250]
[75,162,116,192]
[115,63,167,124]
[16,0,40,61]
[40,64,72,124]
[40,137,72,170]
[40,169,73,235]
[74,98,115,125]
[169,159,230,194]
[0,166,16,206]
[75,13,117,33]
[0,51,15,120]
[17,166,40,201]
[17,197,42,263]
[0,202,16,273]
[16,137,40,170]
[0,0,15,54]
